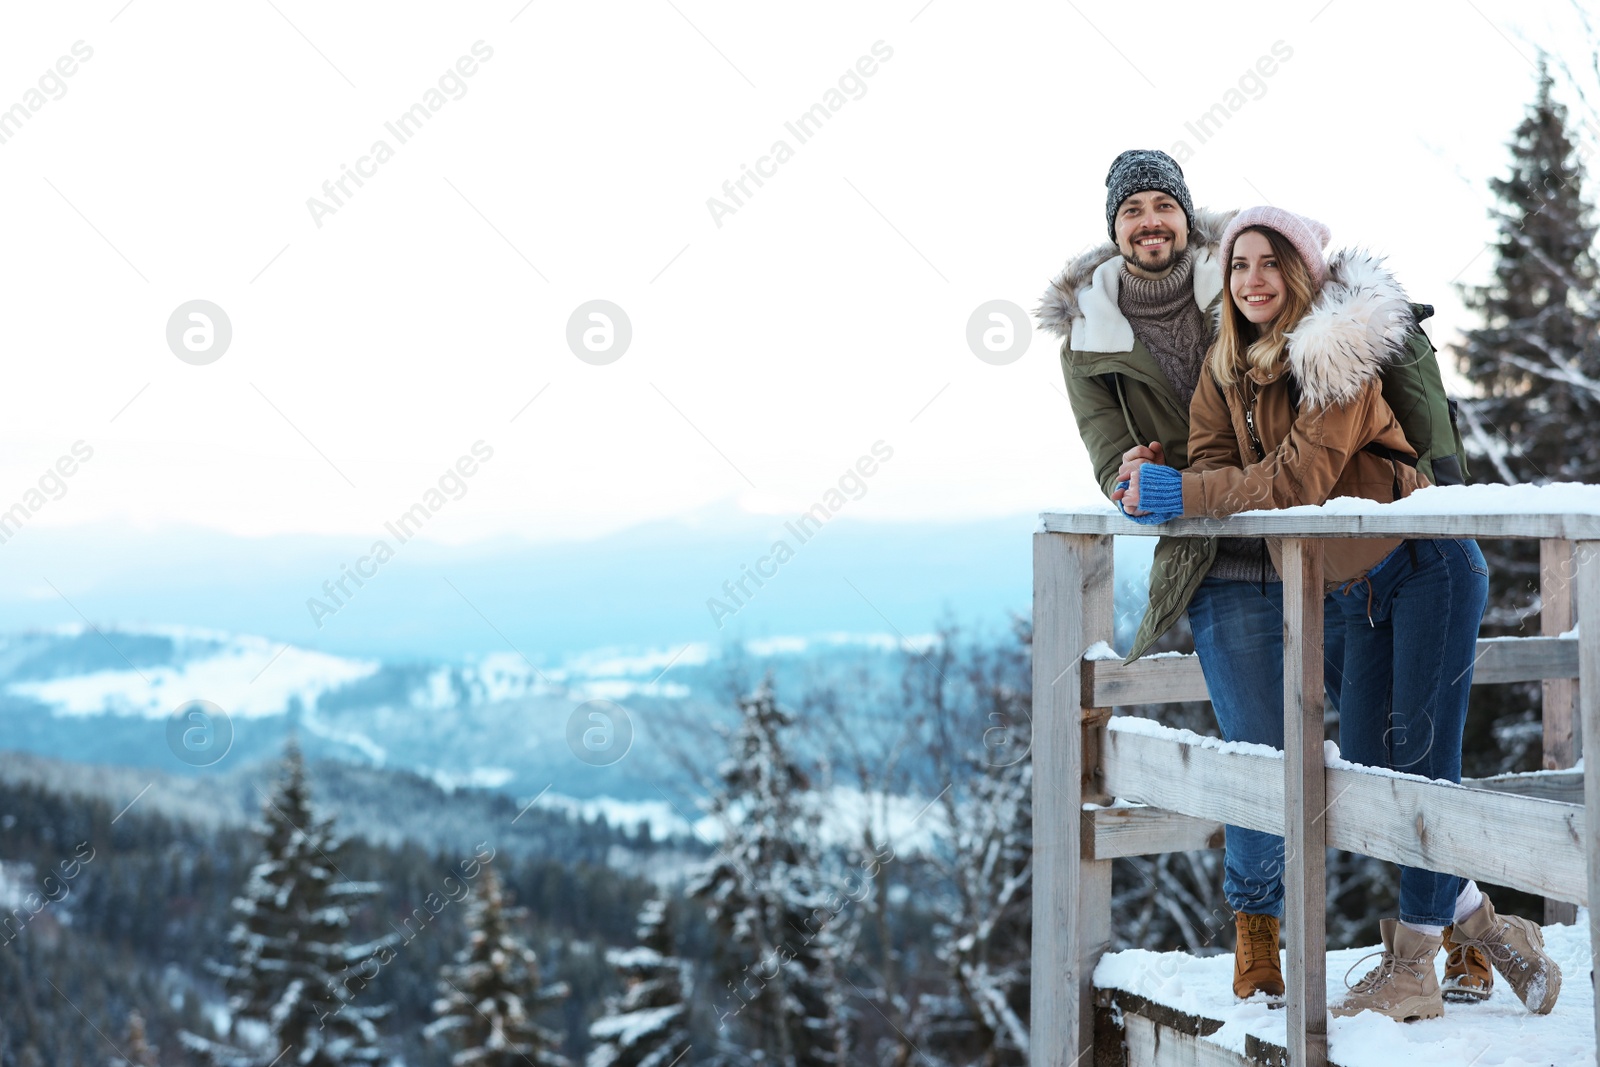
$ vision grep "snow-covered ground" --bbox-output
[1096,912,1595,1065]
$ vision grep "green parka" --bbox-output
[1035,208,1236,661]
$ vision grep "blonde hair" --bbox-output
[1207,226,1319,390]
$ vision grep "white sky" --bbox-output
[0,0,1592,546]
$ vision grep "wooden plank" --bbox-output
[1085,637,1578,707]
[1123,1013,1253,1067]
[1542,539,1580,927]
[1040,509,1600,540]
[1085,775,1583,859]
[1281,539,1326,1067]
[1105,989,1346,1067]
[1082,805,1225,860]
[1082,707,1113,806]
[1464,769,1584,806]
[1077,564,1116,1066]
[1031,532,1112,1067]
[1543,540,1580,768]
[1100,725,1589,904]
[1080,854,1113,1063]
[1574,539,1600,1058]
[1474,636,1579,684]
[1087,653,1209,705]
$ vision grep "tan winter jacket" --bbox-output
[1182,250,1428,586]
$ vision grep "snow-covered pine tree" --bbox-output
[1455,55,1600,774]
[1458,56,1600,494]
[184,740,393,1067]
[585,898,693,1067]
[687,678,847,1067]
[424,863,572,1067]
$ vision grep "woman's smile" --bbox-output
[1230,230,1286,324]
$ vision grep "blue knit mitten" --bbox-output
[1115,464,1183,525]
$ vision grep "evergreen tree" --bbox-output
[687,678,848,1067]
[425,863,571,1067]
[1458,56,1600,494]
[585,898,693,1067]
[1455,55,1600,774]
[184,740,393,1066]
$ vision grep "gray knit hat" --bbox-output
[1105,149,1194,241]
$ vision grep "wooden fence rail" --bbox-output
[1099,725,1587,904]
[1032,504,1600,1067]
[1084,635,1578,706]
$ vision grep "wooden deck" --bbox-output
[1090,912,1597,1067]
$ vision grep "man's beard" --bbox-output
[1127,231,1182,273]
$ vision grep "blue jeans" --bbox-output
[1330,538,1489,926]
[1187,576,1346,919]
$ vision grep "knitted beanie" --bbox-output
[1220,206,1332,288]
[1105,149,1194,241]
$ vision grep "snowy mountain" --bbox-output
[0,622,964,808]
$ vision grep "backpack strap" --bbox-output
[1286,371,1417,474]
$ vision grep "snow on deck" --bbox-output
[1095,913,1594,1066]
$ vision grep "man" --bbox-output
[1034,149,1348,1001]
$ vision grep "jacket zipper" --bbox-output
[1244,384,1268,593]
[1243,383,1266,460]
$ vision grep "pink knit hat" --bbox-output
[1220,206,1332,288]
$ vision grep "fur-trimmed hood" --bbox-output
[1285,249,1417,410]
[1033,206,1236,341]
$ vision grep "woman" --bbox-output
[1117,206,1560,1022]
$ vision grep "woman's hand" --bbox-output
[1112,442,1163,516]
[1118,465,1147,513]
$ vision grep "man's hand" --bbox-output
[1112,442,1163,516]
[1115,441,1164,486]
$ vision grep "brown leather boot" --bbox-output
[1452,894,1562,1014]
[1441,923,1493,1002]
[1233,912,1284,999]
[1331,919,1444,1022]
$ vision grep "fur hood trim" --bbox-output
[1285,250,1416,410]
[1033,206,1236,341]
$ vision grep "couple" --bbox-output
[1037,149,1562,1023]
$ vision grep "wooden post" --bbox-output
[1031,532,1113,1067]
[1281,539,1327,1067]
[1542,540,1581,926]
[1575,540,1600,1061]
[1543,539,1579,772]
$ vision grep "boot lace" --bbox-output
[1243,916,1276,967]
[1343,948,1426,994]
[1450,930,1526,974]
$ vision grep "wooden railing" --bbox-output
[1032,499,1600,1067]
